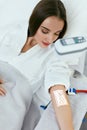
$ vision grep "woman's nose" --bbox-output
[46,34,54,43]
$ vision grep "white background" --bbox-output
[0,0,39,27]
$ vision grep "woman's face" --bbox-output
[33,16,64,48]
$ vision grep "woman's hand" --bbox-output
[0,79,7,96]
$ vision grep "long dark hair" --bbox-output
[27,0,67,39]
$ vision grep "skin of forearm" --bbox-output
[50,85,74,130]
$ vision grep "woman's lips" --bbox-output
[42,42,50,46]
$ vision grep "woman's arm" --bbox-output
[49,85,74,130]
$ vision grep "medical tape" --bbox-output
[53,89,68,107]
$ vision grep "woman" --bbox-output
[0,0,74,130]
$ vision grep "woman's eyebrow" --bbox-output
[41,26,62,33]
[41,26,50,31]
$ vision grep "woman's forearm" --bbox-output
[50,85,74,130]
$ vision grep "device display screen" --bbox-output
[60,36,86,46]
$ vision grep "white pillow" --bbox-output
[61,0,87,37]
[0,0,39,27]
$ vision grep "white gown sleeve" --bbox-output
[44,52,72,100]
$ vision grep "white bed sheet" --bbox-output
[0,61,32,130]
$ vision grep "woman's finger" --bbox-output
[0,86,6,96]
[0,79,3,84]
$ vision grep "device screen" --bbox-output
[60,36,86,46]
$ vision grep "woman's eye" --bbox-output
[41,29,49,34]
[55,33,60,36]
